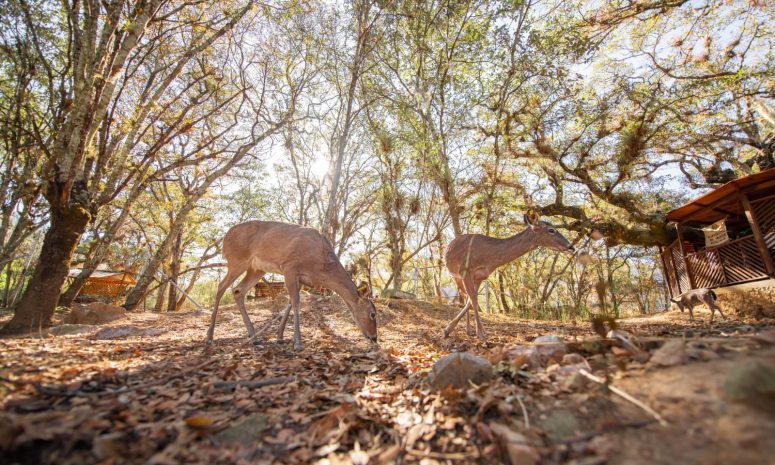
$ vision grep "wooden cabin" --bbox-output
[661,169,775,316]
[67,268,137,305]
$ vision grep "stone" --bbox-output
[380,288,416,299]
[429,352,493,389]
[47,324,97,336]
[752,328,775,345]
[561,353,586,366]
[687,348,719,362]
[93,325,165,340]
[538,409,580,441]
[65,303,127,325]
[506,345,542,370]
[724,361,775,403]
[216,413,269,445]
[649,339,687,367]
[488,422,539,465]
[533,335,567,365]
[549,361,592,391]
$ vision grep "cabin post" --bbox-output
[658,246,674,299]
[675,223,697,290]
[740,192,775,276]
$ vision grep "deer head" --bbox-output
[523,211,575,253]
[350,282,378,342]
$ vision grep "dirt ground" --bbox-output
[1,296,774,465]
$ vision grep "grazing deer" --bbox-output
[671,288,726,324]
[444,211,575,340]
[205,221,378,349]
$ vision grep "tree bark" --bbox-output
[2,199,90,333]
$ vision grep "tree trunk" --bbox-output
[153,279,168,313]
[2,201,90,333]
[166,230,182,312]
[59,188,141,307]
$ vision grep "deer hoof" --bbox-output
[204,338,213,346]
[293,343,303,351]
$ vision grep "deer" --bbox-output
[670,288,726,324]
[205,221,378,350]
[444,211,575,341]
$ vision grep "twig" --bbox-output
[579,369,668,426]
[244,313,285,345]
[516,394,530,429]
[213,376,295,391]
[406,448,472,460]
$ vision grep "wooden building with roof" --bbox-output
[67,269,137,305]
[661,169,775,315]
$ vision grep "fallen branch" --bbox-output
[244,310,288,345]
[213,376,295,391]
[579,369,668,426]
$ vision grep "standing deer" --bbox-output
[670,288,726,324]
[205,221,377,349]
[444,211,575,340]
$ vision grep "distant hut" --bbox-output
[67,269,137,305]
[661,168,775,316]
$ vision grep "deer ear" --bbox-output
[524,210,539,226]
[356,281,371,298]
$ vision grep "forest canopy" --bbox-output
[0,0,772,330]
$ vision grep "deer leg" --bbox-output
[687,304,695,322]
[443,299,472,338]
[707,300,725,324]
[283,275,303,350]
[234,270,264,339]
[205,266,245,345]
[463,276,486,341]
[277,303,292,342]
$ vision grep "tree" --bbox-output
[2,0,259,332]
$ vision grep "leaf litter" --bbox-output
[0,297,774,464]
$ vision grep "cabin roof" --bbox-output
[67,268,137,284]
[666,168,775,226]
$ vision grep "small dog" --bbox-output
[671,288,726,324]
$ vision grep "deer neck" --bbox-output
[320,266,360,308]
[496,228,539,267]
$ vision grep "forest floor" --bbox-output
[1,296,774,465]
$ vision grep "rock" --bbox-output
[429,352,493,389]
[687,347,719,362]
[607,329,649,363]
[47,324,97,336]
[649,339,687,367]
[488,422,539,465]
[724,361,775,403]
[65,303,127,325]
[533,335,567,365]
[216,413,269,445]
[538,409,580,441]
[549,361,592,391]
[506,345,542,370]
[92,432,128,459]
[380,289,416,299]
[93,325,165,340]
[561,353,586,366]
[752,328,775,345]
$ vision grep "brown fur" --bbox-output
[444,212,575,340]
[671,288,726,324]
[205,221,377,348]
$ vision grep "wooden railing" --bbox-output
[664,234,770,295]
